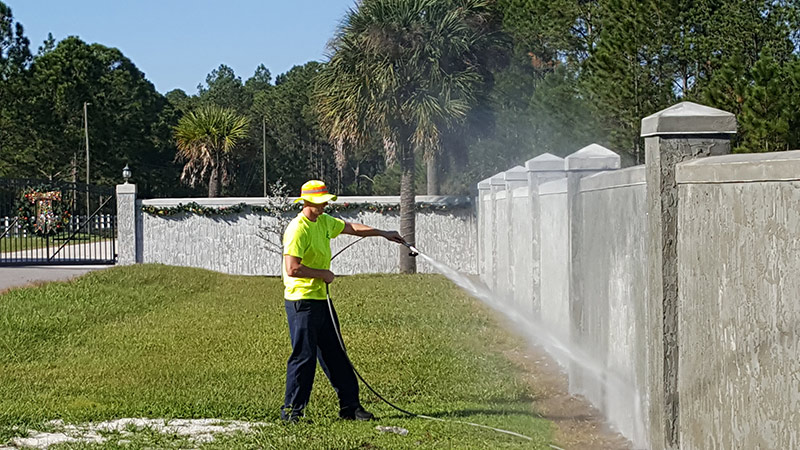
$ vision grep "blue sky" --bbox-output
[11,0,357,94]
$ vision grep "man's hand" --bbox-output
[321,269,335,284]
[382,230,405,244]
[285,255,336,284]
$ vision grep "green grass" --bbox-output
[0,264,554,449]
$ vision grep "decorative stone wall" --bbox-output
[118,196,476,276]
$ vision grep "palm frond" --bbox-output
[173,105,250,189]
[315,0,502,162]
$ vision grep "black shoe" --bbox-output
[339,405,375,421]
[281,407,305,424]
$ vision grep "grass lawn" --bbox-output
[0,264,555,449]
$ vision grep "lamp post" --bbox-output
[83,101,91,221]
[263,116,267,197]
[122,164,131,184]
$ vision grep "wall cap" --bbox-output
[641,101,737,137]
[116,183,137,195]
[676,149,800,184]
[140,195,472,208]
[512,186,529,198]
[565,144,621,171]
[539,177,568,195]
[580,165,646,192]
[504,165,528,182]
[526,153,564,172]
[490,174,506,187]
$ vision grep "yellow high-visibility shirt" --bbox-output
[282,212,345,300]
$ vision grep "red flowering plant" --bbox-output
[16,186,72,236]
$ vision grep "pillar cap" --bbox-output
[641,101,737,137]
[489,174,506,186]
[525,153,564,172]
[477,177,491,190]
[116,183,137,194]
[565,144,620,171]
[504,165,528,182]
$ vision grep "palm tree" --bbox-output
[316,0,499,273]
[174,105,249,197]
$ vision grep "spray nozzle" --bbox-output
[402,241,420,257]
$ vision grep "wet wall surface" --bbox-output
[574,167,648,446]
[677,153,800,449]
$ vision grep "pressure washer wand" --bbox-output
[401,241,420,257]
[331,237,418,261]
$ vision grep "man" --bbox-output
[281,180,404,423]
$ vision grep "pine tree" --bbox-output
[0,1,31,174]
[738,55,791,152]
[583,0,674,164]
[499,0,604,63]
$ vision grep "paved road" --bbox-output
[0,265,112,293]
[0,240,115,263]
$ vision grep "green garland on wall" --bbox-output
[141,200,471,217]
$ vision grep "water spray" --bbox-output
[326,239,535,443]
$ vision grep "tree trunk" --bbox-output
[426,153,439,195]
[208,165,221,197]
[399,145,417,274]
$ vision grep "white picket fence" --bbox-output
[1,214,115,237]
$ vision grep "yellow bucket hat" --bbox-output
[295,180,338,204]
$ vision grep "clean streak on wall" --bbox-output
[572,166,648,445]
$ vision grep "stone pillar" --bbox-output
[487,173,506,291]
[525,153,566,319]
[642,102,736,449]
[504,165,529,190]
[116,182,139,265]
[503,165,530,309]
[476,177,491,284]
[565,144,620,393]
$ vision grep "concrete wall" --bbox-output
[481,148,646,446]
[122,196,476,276]
[494,190,512,301]
[511,187,533,314]
[477,175,506,290]
[571,166,648,445]
[538,177,570,341]
[478,103,800,449]
[477,182,492,286]
[675,151,800,450]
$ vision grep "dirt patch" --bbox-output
[504,346,633,450]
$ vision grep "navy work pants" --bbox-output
[281,299,359,419]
